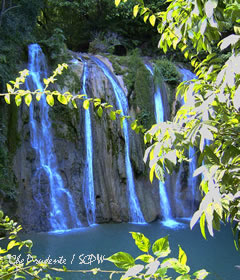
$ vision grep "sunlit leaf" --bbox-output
[4,94,10,104]
[133,5,139,17]
[115,0,121,7]
[152,236,171,258]
[130,232,151,253]
[106,252,135,270]
[83,99,90,110]
[15,95,22,106]
[149,14,156,26]
[25,93,32,107]
[46,95,54,107]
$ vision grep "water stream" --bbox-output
[145,64,179,228]
[178,68,198,216]
[90,56,145,224]
[79,56,96,225]
[26,44,81,231]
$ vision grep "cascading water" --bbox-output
[79,56,96,225]
[26,44,81,231]
[178,67,198,216]
[145,64,178,228]
[90,56,145,224]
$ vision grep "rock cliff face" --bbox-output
[11,54,162,231]
[1,53,201,231]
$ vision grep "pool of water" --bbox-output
[18,219,239,280]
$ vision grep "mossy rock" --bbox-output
[133,65,155,129]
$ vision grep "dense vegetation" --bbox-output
[1,0,240,279]
[0,0,171,92]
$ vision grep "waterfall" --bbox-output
[26,44,81,231]
[145,64,179,228]
[90,56,145,224]
[178,67,198,216]
[79,56,96,225]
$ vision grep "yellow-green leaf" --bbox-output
[57,94,68,105]
[7,83,13,93]
[149,14,156,26]
[178,246,187,265]
[15,95,22,106]
[133,5,139,17]
[43,78,49,85]
[97,106,103,117]
[110,111,116,120]
[25,93,32,107]
[115,0,121,7]
[7,240,18,251]
[36,93,42,101]
[200,212,207,240]
[83,99,90,110]
[149,164,155,183]
[4,94,10,104]
[144,12,149,23]
[46,95,54,107]
[72,99,77,108]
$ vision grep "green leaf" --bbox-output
[83,99,90,110]
[178,246,187,265]
[171,260,190,275]
[152,236,171,258]
[110,111,116,120]
[135,254,154,263]
[200,212,207,240]
[193,269,209,279]
[133,5,139,17]
[57,95,68,105]
[24,240,33,249]
[144,12,150,23]
[149,14,156,26]
[149,164,155,183]
[15,94,22,106]
[7,83,13,93]
[130,232,151,253]
[115,0,121,7]
[25,93,32,107]
[36,93,42,101]
[43,78,49,85]
[131,120,138,131]
[120,116,125,129]
[156,267,168,277]
[46,95,54,107]
[72,99,78,108]
[97,106,103,117]
[7,240,18,251]
[4,94,10,104]
[106,252,135,270]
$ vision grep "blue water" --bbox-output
[20,221,240,280]
[26,44,81,231]
[145,64,178,228]
[90,56,145,224]
[80,56,96,225]
[178,68,198,216]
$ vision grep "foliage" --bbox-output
[0,0,43,91]
[1,64,131,132]
[117,0,240,247]
[104,231,208,280]
[89,31,124,54]
[154,60,181,85]
[0,210,208,279]
[39,28,70,66]
[134,64,155,129]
